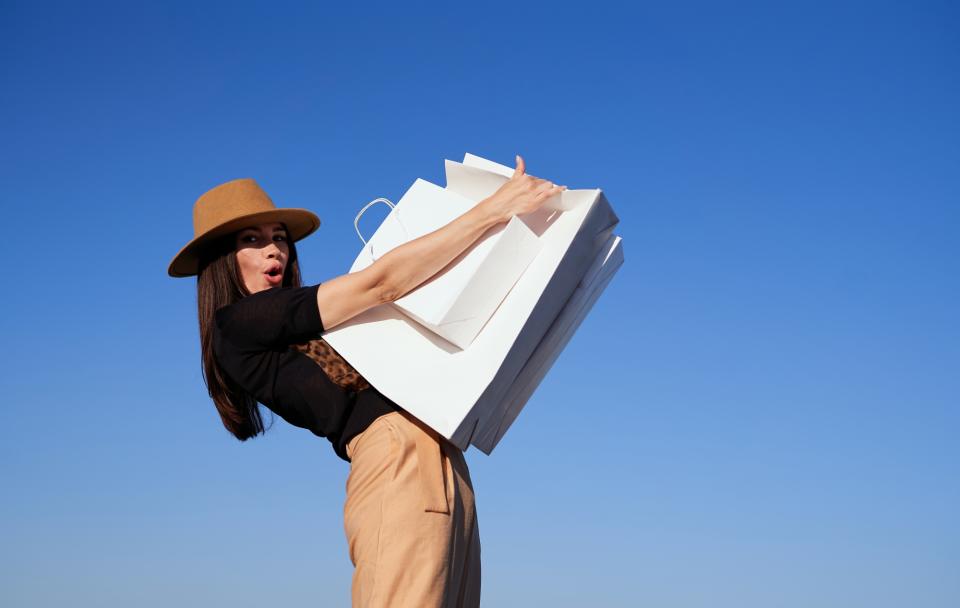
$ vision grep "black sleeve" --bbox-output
[212,284,353,439]
[214,283,325,348]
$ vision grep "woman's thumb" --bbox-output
[512,154,526,178]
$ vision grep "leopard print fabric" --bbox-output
[289,337,371,392]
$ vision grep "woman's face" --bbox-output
[234,221,290,294]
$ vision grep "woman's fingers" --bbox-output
[523,176,547,189]
[512,155,526,178]
[534,184,566,202]
[502,155,568,210]
[511,157,555,190]
[534,178,554,192]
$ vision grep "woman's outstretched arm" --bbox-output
[316,155,565,330]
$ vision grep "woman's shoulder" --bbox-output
[213,283,324,349]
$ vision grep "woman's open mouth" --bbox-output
[264,267,283,285]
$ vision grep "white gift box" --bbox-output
[323,153,623,452]
[351,178,541,350]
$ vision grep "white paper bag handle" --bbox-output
[354,197,410,261]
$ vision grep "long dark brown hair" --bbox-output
[195,223,304,440]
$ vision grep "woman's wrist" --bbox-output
[472,197,509,229]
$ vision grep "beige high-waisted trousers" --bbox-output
[344,409,481,607]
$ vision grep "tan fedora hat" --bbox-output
[167,178,321,278]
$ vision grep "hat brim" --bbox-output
[167,208,321,278]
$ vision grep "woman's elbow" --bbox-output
[374,273,401,305]
[370,256,403,304]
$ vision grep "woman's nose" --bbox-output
[264,244,282,259]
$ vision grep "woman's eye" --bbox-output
[239,233,285,244]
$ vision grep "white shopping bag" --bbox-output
[323,153,622,452]
[351,180,541,350]
[472,233,624,453]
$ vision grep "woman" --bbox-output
[167,156,564,607]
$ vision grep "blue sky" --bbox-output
[2,1,957,606]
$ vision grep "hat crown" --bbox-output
[193,178,277,237]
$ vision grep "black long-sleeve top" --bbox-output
[212,283,400,462]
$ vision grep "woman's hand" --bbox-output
[478,155,566,223]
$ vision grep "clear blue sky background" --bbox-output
[2,1,957,606]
